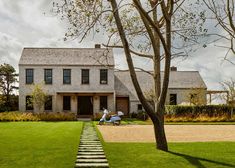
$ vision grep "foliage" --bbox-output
[0,122,82,168]
[31,84,47,112]
[103,142,235,168]
[220,78,235,105]
[0,63,18,111]
[203,0,235,61]
[0,94,18,112]
[165,105,234,116]
[0,112,76,121]
[136,111,149,121]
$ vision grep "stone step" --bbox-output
[79,144,102,147]
[78,152,105,155]
[75,163,109,167]
[76,159,108,163]
[79,146,102,149]
[80,142,101,145]
[79,149,104,152]
[77,155,106,159]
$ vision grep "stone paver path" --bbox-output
[75,122,109,168]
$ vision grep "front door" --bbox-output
[116,97,129,116]
[77,96,93,115]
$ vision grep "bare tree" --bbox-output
[203,0,235,63]
[221,79,235,105]
[52,0,206,151]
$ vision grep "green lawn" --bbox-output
[0,122,82,168]
[103,142,235,168]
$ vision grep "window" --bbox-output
[100,69,108,84]
[44,69,52,84]
[137,104,143,111]
[63,69,71,84]
[26,69,33,84]
[26,96,33,110]
[100,96,107,110]
[170,94,177,105]
[44,96,52,111]
[63,96,71,111]
[82,69,89,84]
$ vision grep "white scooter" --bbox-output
[99,111,124,126]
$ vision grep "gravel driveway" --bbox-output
[97,125,235,142]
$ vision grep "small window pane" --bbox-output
[82,69,89,84]
[63,69,71,84]
[63,96,71,111]
[170,94,177,105]
[26,96,33,110]
[44,69,52,84]
[100,96,107,110]
[26,69,33,84]
[137,104,143,111]
[45,96,52,111]
[100,69,108,84]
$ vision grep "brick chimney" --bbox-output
[170,66,177,71]
[95,44,101,48]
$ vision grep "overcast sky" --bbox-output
[0,0,234,93]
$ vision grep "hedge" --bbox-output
[0,112,77,122]
[165,105,235,117]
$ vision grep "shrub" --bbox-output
[0,112,76,122]
[136,111,149,121]
[36,112,76,121]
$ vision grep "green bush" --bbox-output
[0,112,76,122]
[165,105,234,117]
[136,111,149,121]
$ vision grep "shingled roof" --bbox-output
[19,48,114,66]
[114,71,207,100]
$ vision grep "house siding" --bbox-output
[19,65,115,113]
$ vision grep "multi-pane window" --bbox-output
[82,69,89,84]
[44,69,52,84]
[100,96,108,110]
[26,69,33,84]
[26,96,33,110]
[100,69,108,84]
[170,94,177,105]
[63,69,71,84]
[63,96,71,111]
[137,104,143,111]
[44,96,52,111]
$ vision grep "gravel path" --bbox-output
[97,125,235,142]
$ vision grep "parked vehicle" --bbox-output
[99,111,124,126]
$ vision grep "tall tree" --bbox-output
[0,63,18,111]
[203,0,235,63]
[52,0,206,151]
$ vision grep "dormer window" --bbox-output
[100,69,108,84]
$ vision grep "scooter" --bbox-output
[99,111,124,126]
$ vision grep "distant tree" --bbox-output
[185,88,207,105]
[221,79,235,105]
[0,63,18,111]
[31,84,47,112]
[203,0,235,63]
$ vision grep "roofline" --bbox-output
[18,64,115,67]
[23,47,112,50]
[114,70,201,73]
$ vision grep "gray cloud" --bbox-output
[0,0,234,93]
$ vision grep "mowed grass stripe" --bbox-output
[0,122,82,168]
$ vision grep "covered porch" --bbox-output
[55,91,115,118]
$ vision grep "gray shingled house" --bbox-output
[19,47,207,117]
